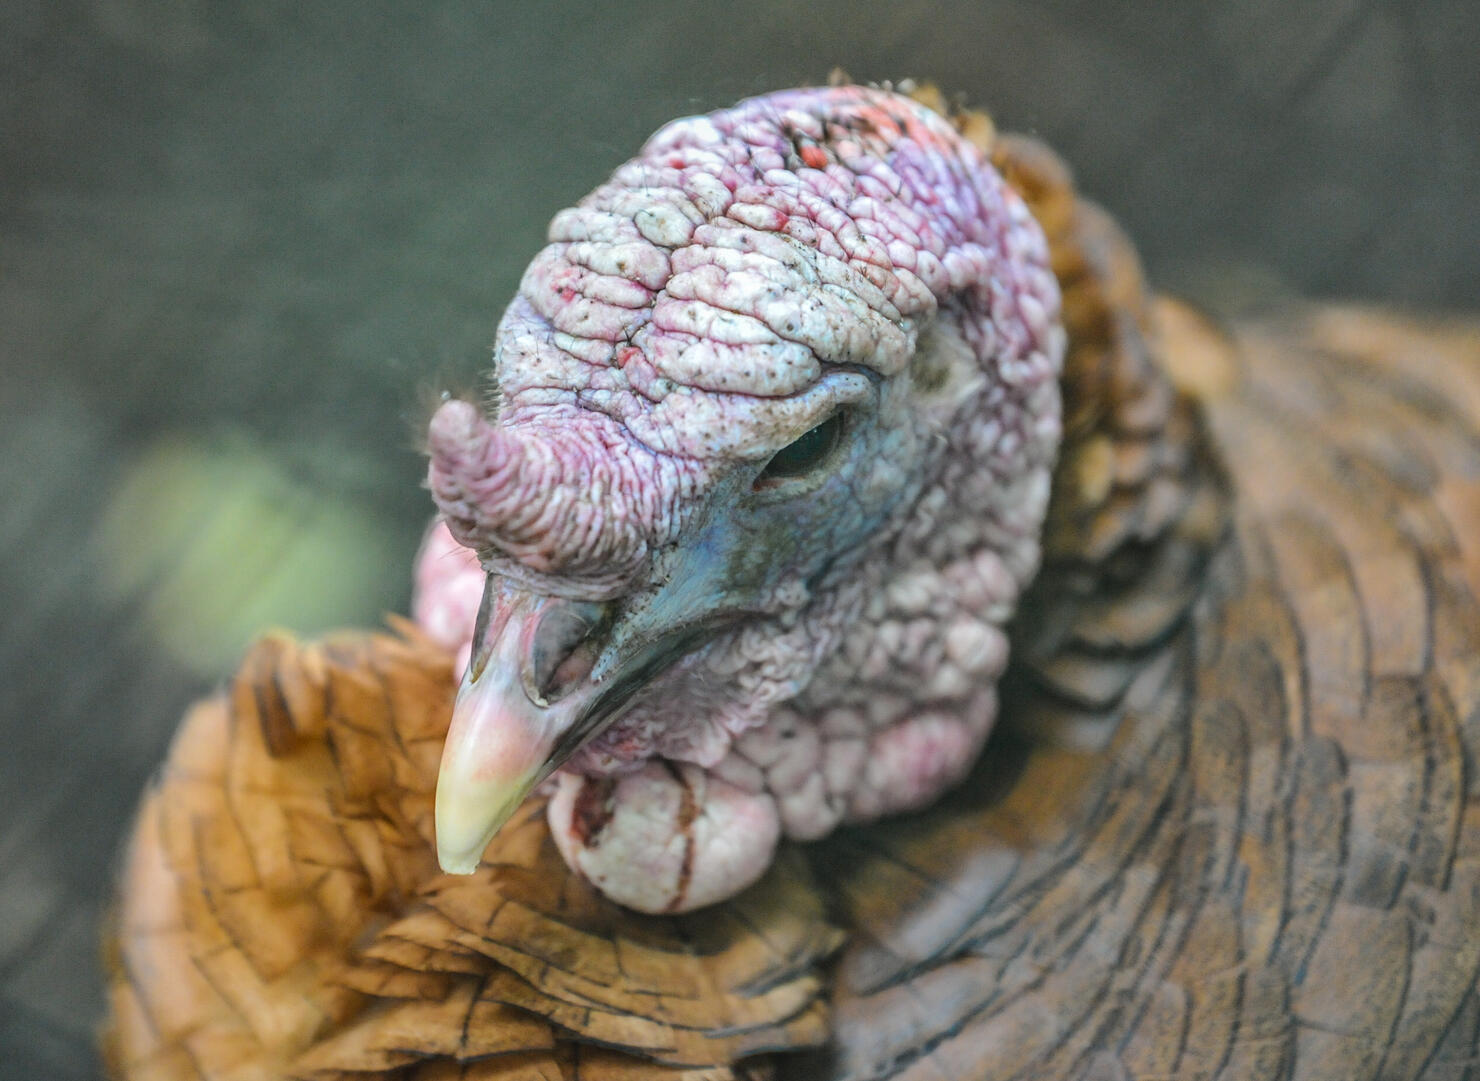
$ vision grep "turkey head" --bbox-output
[421,86,1066,912]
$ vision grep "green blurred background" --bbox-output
[3,0,1476,1075]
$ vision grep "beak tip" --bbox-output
[434,796,502,876]
[436,846,485,876]
[434,772,536,878]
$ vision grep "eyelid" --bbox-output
[771,369,876,446]
[752,408,849,495]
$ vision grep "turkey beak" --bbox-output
[435,575,612,874]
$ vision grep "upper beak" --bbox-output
[434,575,610,874]
[434,506,753,875]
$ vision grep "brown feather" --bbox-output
[793,92,1480,1081]
[103,627,841,1080]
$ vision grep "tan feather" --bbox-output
[104,626,841,1080]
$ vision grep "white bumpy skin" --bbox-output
[418,85,1064,912]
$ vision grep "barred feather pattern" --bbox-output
[103,623,842,1080]
[793,89,1480,1081]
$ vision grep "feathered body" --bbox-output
[105,85,1480,1080]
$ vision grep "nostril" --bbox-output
[523,600,610,705]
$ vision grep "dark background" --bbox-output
[3,1,1476,1075]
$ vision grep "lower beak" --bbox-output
[434,576,606,874]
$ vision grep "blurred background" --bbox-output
[2,0,1476,1075]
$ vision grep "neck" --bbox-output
[958,103,1231,750]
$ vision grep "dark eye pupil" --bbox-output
[756,413,843,486]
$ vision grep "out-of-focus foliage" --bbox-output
[95,434,399,673]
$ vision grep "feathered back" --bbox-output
[799,89,1480,1081]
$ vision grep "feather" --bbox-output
[104,625,840,1079]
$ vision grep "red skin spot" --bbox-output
[799,145,829,170]
[662,761,697,913]
[615,345,643,368]
[570,777,617,846]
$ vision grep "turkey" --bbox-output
[104,82,1480,1081]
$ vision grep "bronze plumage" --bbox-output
[105,88,1480,1080]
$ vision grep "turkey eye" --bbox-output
[755,412,844,489]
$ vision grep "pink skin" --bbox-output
[417,86,1064,912]
[548,763,781,914]
[412,519,484,675]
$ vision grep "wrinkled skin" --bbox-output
[419,86,1064,912]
